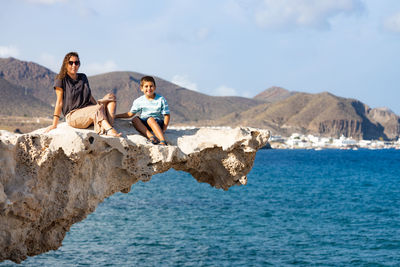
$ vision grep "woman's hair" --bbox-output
[56,52,79,80]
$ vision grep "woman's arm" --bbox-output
[44,87,63,133]
[163,114,170,133]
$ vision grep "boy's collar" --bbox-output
[144,93,157,100]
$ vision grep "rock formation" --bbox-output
[367,107,400,140]
[214,92,400,140]
[0,120,269,263]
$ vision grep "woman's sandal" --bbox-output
[159,140,168,146]
[105,127,122,137]
[148,135,159,144]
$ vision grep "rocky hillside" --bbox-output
[88,71,261,123]
[0,58,260,123]
[214,92,399,140]
[0,57,55,104]
[367,107,400,140]
[254,86,297,103]
[0,76,52,117]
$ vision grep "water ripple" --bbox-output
[1,149,400,266]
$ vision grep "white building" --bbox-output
[269,135,286,143]
[333,135,357,147]
[286,133,312,148]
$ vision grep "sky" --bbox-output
[1,0,400,114]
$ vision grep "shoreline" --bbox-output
[170,126,400,150]
[267,133,400,150]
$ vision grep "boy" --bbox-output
[116,76,170,145]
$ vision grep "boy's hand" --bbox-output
[115,112,134,119]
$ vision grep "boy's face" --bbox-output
[140,81,156,99]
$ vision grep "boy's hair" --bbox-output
[140,76,156,87]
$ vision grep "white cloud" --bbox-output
[196,27,210,40]
[224,0,246,22]
[82,61,117,76]
[241,91,253,98]
[38,53,60,72]
[0,45,20,57]
[214,85,238,96]
[384,12,400,33]
[254,0,363,30]
[171,75,198,91]
[79,7,98,18]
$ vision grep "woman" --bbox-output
[45,52,121,137]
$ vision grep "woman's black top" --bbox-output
[54,73,94,116]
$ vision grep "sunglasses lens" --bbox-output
[68,61,80,66]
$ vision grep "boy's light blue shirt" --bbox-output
[130,93,170,120]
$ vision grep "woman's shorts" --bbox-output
[140,117,164,131]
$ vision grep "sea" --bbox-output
[1,149,400,266]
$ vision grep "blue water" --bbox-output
[2,149,400,266]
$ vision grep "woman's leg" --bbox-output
[98,93,117,126]
[66,106,97,129]
[100,120,121,137]
[96,93,121,136]
[94,104,121,136]
[105,100,116,125]
[66,104,120,136]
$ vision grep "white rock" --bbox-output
[0,120,269,263]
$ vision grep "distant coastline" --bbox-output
[170,126,400,150]
[267,133,400,150]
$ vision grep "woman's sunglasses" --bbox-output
[68,60,80,66]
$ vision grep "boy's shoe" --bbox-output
[159,140,167,146]
[148,135,159,145]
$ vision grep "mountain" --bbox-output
[214,92,399,140]
[0,57,399,140]
[0,76,52,117]
[88,72,261,123]
[367,107,400,140]
[0,57,56,105]
[254,86,297,103]
[0,58,261,123]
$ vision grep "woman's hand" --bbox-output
[46,87,63,133]
[97,93,116,104]
[44,125,57,133]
